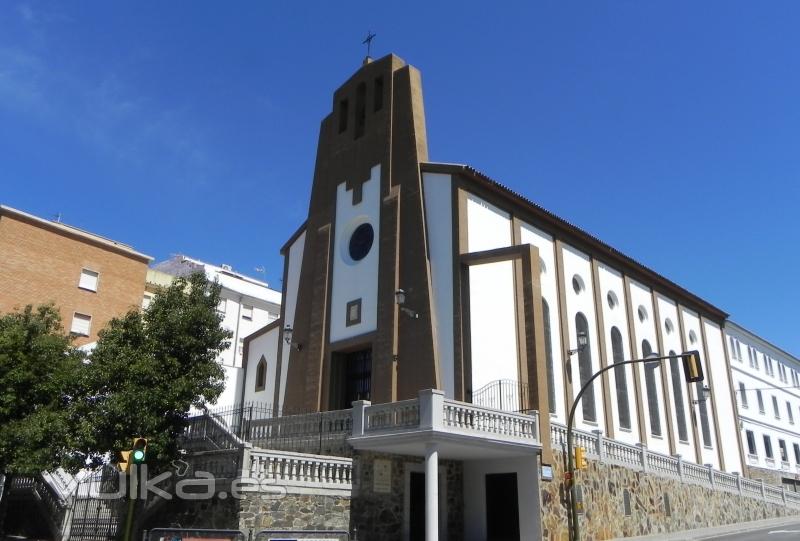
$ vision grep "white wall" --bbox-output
[465,194,518,403]
[462,456,540,541]
[216,365,243,408]
[423,172,455,398]
[242,326,280,406]
[597,264,639,444]
[278,230,305,410]
[519,223,564,421]
[681,308,719,468]
[562,244,604,430]
[329,164,381,343]
[655,295,696,460]
[704,319,742,472]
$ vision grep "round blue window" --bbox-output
[348,223,374,261]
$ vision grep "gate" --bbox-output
[69,465,125,541]
[146,528,247,541]
[254,531,349,541]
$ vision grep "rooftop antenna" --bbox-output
[362,31,376,62]
[53,212,62,223]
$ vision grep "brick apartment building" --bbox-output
[0,205,152,346]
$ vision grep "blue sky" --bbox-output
[1,2,798,355]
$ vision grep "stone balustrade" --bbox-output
[247,449,353,496]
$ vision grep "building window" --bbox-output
[637,305,648,323]
[794,443,800,464]
[607,291,618,310]
[70,313,92,336]
[688,330,698,345]
[664,318,674,335]
[255,356,267,392]
[373,76,384,112]
[572,275,585,295]
[542,299,556,414]
[735,340,743,363]
[752,348,759,370]
[746,430,757,456]
[242,304,253,321]
[697,377,713,447]
[348,223,374,261]
[739,382,748,408]
[354,82,366,139]
[780,439,789,462]
[142,294,153,310]
[764,435,774,459]
[669,350,688,442]
[757,390,765,413]
[575,313,596,423]
[773,396,780,419]
[642,340,661,437]
[611,327,631,430]
[788,402,794,425]
[729,337,739,361]
[78,268,99,292]
[217,299,227,315]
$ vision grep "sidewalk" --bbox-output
[608,514,800,541]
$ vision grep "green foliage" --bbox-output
[71,272,231,470]
[0,305,84,474]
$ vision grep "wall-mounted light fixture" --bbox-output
[395,289,419,319]
[693,385,711,405]
[567,330,588,356]
[283,324,302,351]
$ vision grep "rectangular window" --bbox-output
[780,440,788,462]
[729,337,738,361]
[773,396,781,419]
[354,82,366,139]
[747,347,753,366]
[242,304,253,320]
[736,341,743,364]
[373,76,384,112]
[78,268,99,292]
[788,402,794,425]
[794,443,800,464]
[739,382,748,408]
[757,390,765,413]
[70,313,92,336]
[338,99,349,133]
[752,348,759,370]
[746,430,757,455]
[217,299,227,314]
[764,435,774,459]
[142,294,153,309]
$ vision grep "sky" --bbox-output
[1,1,798,355]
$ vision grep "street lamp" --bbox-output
[693,385,711,405]
[568,331,588,356]
[395,288,419,319]
[283,325,302,351]
[565,350,704,541]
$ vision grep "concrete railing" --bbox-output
[354,389,540,445]
[247,449,352,495]
[551,422,800,510]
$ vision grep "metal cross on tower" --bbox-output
[363,31,376,58]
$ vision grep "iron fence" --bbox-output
[471,379,531,412]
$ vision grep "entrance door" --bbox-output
[330,348,372,410]
[485,473,520,541]
[409,471,426,540]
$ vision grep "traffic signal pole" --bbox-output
[566,351,702,541]
[122,465,138,541]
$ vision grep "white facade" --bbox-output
[726,321,800,479]
[150,255,281,408]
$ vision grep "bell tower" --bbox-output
[281,54,441,412]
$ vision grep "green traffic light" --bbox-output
[133,449,145,462]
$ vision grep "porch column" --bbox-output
[425,442,439,541]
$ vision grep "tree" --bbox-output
[0,304,84,531]
[70,272,231,470]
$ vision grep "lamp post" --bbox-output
[565,350,704,541]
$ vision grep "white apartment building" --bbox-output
[726,321,800,489]
[150,255,281,407]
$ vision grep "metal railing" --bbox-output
[472,379,531,412]
[551,422,800,509]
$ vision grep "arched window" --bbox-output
[642,339,661,436]
[576,313,596,422]
[669,350,688,442]
[611,327,631,430]
[542,299,556,414]
[255,355,267,392]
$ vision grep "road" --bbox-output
[704,517,800,540]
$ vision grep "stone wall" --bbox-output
[541,450,800,541]
[350,451,463,541]
[238,493,350,531]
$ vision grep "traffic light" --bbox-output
[575,446,587,470]
[131,437,148,465]
[683,350,704,383]
[117,450,131,473]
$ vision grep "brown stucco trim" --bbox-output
[623,275,648,445]
[676,304,704,464]
[420,163,727,323]
[241,317,283,372]
[272,229,294,409]
[554,240,574,412]
[591,259,615,440]
[716,321,748,474]
[699,316,726,471]
[512,218,529,409]
[652,292,677,456]
[279,221,308,255]
[451,184,467,401]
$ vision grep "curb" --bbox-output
[607,514,800,541]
